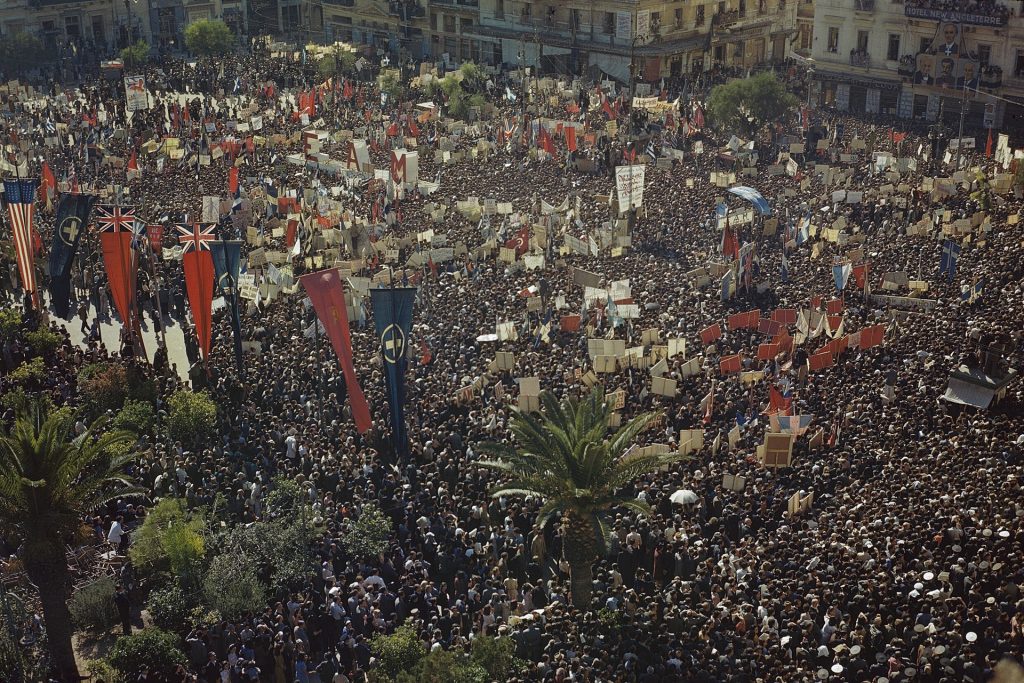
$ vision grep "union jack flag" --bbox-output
[95,205,137,233]
[176,223,216,253]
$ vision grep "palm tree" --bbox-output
[0,400,140,680]
[478,388,687,609]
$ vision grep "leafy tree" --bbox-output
[341,502,392,559]
[167,389,217,447]
[119,40,150,68]
[398,649,487,683]
[317,47,357,79]
[128,498,205,586]
[371,625,426,681]
[145,583,198,633]
[202,553,267,619]
[478,387,685,609]
[184,19,234,57]
[459,61,485,92]
[0,308,20,341]
[706,72,798,138]
[470,634,522,679]
[78,362,129,414]
[378,69,404,103]
[0,32,49,72]
[107,628,186,680]
[0,400,139,680]
[263,476,303,518]
[220,517,318,592]
[112,399,155,436]
[24,327,61,357]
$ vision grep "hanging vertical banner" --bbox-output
[210,239,244,372]
[124,75,150,112]
[369,287,417,458]
[176,223,217,360]
[3,179,40,306]
[95,205,141,330]
[48,193,95,319]
[300,268,373,433]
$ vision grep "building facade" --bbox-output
[811,0,1019,131]
[320,0,429,59]
[0,0,149,51]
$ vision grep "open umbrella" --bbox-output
[670,489,698,505]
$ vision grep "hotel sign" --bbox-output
[904,7,1007,27]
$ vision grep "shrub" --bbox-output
[69,576,118,631]
[167,390,217,447]
[341,502,392,559]
[129,499,205,579]
[184,19,233,56]
[145,584,197,633]
[24,327,61,356]
[263,477,303,518]
[85,658,124,683]
[371,625,426,682]
[119,40,150,68]
[470,635,522,679]
[112,400,155,436]
[0,308,20,340]
[107,628,186,680]
[78,363,129,414]
[221,517,318,593]
[202,554,267,620]
[10,357,45,384]
[0,386,51,414]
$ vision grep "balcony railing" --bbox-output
[850,51,870,67]
[853,0,875,10]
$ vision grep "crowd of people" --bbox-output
[1,44,1024,683]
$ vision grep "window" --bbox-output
[857,30,868,51]
[674,8,682,28]
[603,12,614,34]
[461,17,472,30]
[739,0,747,15]
[495,0,504,18]
[977,44,990,65]
[443,15,456,32]
[887,33,900,61]
[800,25,811,50]
[696,5,705,25]
[65,15,80,38]
[430,12,437,30]
[1016,50,1024,77]
[827,27,839,53]
[919,37,930,54]
[91,16,104,42]
[521,2,531,18]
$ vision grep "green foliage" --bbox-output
[10,357,45,384]
[706,72,798,136]
[68,576,118,631]
[84,658,124,683]
[263,476,303,518]
[1,386,51,415]
[371,625,426,681]
[128,499,205,581]
[167,390,217,447]
[107,628,186,680]
[24,327,61,357]
[470,635,520,679]
[0,308,20,340]
[220,516,318,592]
[119,41,150,68]
[459,61,485,90]
[316,47,357,79]
[341,502,392,559]
[77,363,128,414]
[0,32,51,71]
[202,553,267,619]
[378,70,404,102]
[184,19,234,57]
[397,648,487,683]
[112,400,155,436]
[145,583,198,633]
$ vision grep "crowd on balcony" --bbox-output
[905,0,1012,20]
[849,49,871,67]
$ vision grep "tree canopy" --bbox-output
[184,19,234,57]
[706,72,799,137]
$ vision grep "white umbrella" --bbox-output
[670,489,698,505]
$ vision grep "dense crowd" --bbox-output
[1,45,1024,683]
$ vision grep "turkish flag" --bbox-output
[505,226,530,256]
[182,248,214,360]
[300,269,373,433]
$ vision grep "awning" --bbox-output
[940,377,996,409]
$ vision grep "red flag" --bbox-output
[126,150,139,178]
[286,219,298,248]
[702,382,716,424]
[228,166,239,197]
[767,386,792,416]
[601,96,617,120]
[428,255,438,279]
[148,225,164,253]
[722,225,739,260]
[565,126,577,152]
[693,105,705,129]
[986,128,993,158]
[40,162,56,202]
[176,223,217,360]
[409,118,420,137]
[505,226,530,256]
[852,263,869,290]
[96,205,141,332]
[538,126,556,155]
[299,269,372,433]
[343,80,354,100]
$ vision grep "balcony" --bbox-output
[853,0,874,10]
[981,65,1002,89]
[903,3,1008,27]
[849,51,870,67]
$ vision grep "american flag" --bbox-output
[176,223,216,253]
[3,179,40,301]
[96,205,137,233]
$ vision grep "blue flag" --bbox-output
[940,240,961,281]
[370,287,417,459]
[48,193,95,319]
[833,261,852,292]
[209,239,244,373]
